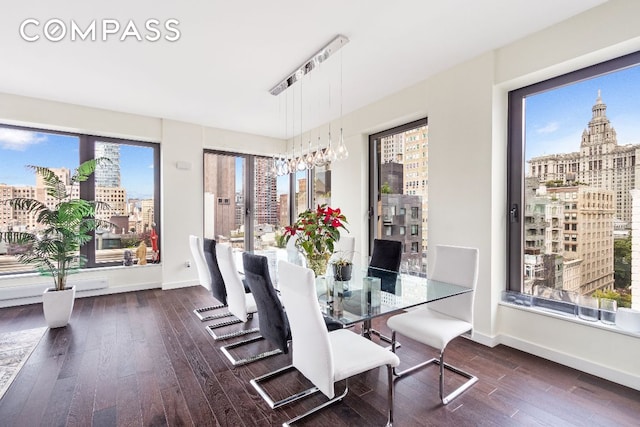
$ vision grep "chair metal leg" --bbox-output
[435,351,478,404]
[387,364,395,427]
[390,331,477,404]
[250,364,321,409]
[207,323,260,340]
[220,335,283,367]
[206,312,257,340]
[362,320,400,349]
[282,380,349,426]
[193,304,228,321]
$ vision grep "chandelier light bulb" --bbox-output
[288,156,297,174]
[336,128,349,161]
[277,154,287,176]
[324,131,337,163]
[305,139,315,169]
[269,155,278,177]
[314,135,327,166]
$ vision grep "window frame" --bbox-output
[0,122,161,273]
[203,149,322,251]
[368,117,428,257]
[507,49,640,292]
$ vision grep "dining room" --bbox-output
[1,1,640,425]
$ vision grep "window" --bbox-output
[369,118,427,274]
[0,124,160,274]
[508,51,639,309]
[312,162,331,207]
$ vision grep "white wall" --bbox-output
[0,0,639,390]
[0,97,285,296]
[327,0,640,390]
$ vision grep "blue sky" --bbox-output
[525,64,640,162]
[0,131,154,199]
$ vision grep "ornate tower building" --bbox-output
[529,91,640,226]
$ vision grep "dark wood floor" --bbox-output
[1,286,639,427]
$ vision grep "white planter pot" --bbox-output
[42,286,76,328]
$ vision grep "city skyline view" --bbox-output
[525,63,640,162]
[0,129,154,199]
[522,62,640,301]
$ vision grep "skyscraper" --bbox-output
[529,92,640,226]
[95,142,121,187]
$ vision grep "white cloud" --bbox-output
[536,122,560,135]
[0,128,46,151]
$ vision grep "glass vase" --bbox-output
[306,253,330,277]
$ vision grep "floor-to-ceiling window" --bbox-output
[507,51,640,312]
[369,118,428,274]
[0,124,160,273]
[204,150,329,252]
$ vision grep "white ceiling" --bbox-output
[0,0,607,139]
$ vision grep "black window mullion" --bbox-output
[80,136,96,266]
[245,155,255,251]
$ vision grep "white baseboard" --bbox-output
[471,331,640,391]
[0,280,160,308]
[162,280,201,290]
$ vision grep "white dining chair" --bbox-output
[386,244,479,404]
[327,235,355,264]
[189,235,228,320]
[206,243,260,340]
[250,260,399,426]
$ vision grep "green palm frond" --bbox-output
[0,158,111,290]
[71,157,111,184]
[26,165,68,200]
[4,197,48,215]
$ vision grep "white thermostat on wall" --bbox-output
[175,161,192,170]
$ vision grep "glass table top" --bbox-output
[233,249,472,328]
[316,266,472,326]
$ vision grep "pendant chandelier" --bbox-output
[269,35,349,177]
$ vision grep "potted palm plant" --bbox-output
[0,159,110,328]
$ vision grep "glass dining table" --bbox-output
[316,265,472,341]
[234,249,472,341]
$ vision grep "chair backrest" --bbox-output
[189,235,211,289]
[328,235,355,264]
[369,238,402,271]
[427,244,479,324]
[203,238,227,305]
[243,252,290,354]
[285,233,306,266]
[215,243,250,321]
[278,260,335,398]
[368,239,403,293]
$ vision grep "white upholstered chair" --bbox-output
[327,235,355,264]
[250,260,400,426]
[204,243,259,341]
[386,244,479,404]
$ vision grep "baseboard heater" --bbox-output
[0,278,108,301]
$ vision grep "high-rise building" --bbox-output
[403,126,429,253]
[95,142,121,187]
[380,133,404,164]
[254,159,278,226]
[523,176,615,295]
[0,185,37,232]
[546,185,615,294]
[204,154,237,239]
[529,92,640,226]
